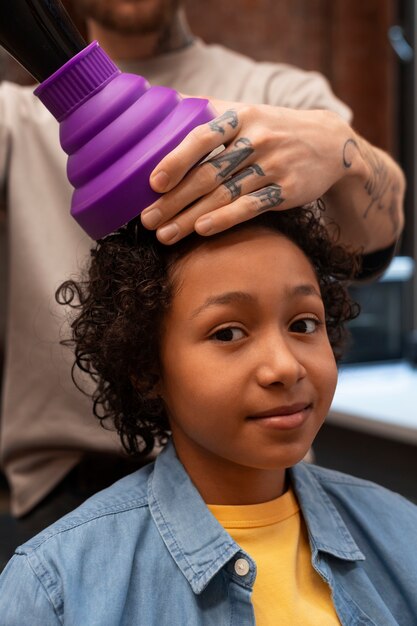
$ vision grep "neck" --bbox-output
[201,469,287,506]
[86,8,194,61]
[173,439,287,505]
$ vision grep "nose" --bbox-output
[255,334,306,389]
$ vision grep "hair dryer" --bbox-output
[0,0,215,239]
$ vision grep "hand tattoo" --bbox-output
[248,184,285,212]
[342,138,360,169]
[224,164,265,200]
[208,137,254,179]
[209,110,239,135]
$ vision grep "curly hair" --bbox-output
[57,206,360,458]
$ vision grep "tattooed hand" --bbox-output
[141,99,404,251]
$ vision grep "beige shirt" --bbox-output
[0,39,351,516]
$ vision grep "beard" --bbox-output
[73,0,181,35]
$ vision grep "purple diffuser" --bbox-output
[35,42,215,239]
[0,1,215,239]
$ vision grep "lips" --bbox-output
[248,403,312,419]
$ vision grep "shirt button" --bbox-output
[234,558,250,576]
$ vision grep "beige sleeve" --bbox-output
[253,62,353,123]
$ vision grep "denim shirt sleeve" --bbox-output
[0,554,60,626]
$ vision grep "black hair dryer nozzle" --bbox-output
[0,0,86,82]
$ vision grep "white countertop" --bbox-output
[329,361,417,443]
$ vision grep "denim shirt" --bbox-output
[1,441,417,626]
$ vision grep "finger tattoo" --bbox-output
[224,164,265,200]
[208,137,254,179]
[248,184,285,212]
[209,109,239,135]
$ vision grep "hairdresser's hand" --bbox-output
[141,100,356,243]
[141,99,403,252]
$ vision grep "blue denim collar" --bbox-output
[148,442,242,594]
[148,442,365,595]
[289,463,366,562]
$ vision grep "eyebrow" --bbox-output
[190,284,322,319]
[289,284,322,299]
[190,291,256,319]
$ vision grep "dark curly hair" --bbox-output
[57,207,360,458]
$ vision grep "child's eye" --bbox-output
[290,317,320,334]
[210,327,246,342]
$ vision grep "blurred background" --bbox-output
[0,0,416,504]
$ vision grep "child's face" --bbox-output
[159,227,338,502]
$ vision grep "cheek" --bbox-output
[160,346,203,402]
[160,346,240,424]
[313,348,338,409]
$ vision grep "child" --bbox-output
[1,208,416,625]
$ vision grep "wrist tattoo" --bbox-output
[387,181,402,236]
[224,164,265,200]
[208,137,254,179]
[248,184,285,212]
[362,147,391,217]
[343,138,400,235]
[209,110,239,135]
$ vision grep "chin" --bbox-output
[249,444,314,470]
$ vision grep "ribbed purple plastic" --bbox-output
[34,41,216,239]
[34,42,119,122]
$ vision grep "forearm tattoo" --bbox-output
[209,110,239,135]
[208,137,254,179]
[224,164,265,200]
[248,184,285,213]
[343,138,401,235]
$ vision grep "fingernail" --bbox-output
[141,208,162,229]
[151,170,170,192]
[196,216,214,235]
[158,223,180,243]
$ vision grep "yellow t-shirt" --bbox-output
[208,488,341,626]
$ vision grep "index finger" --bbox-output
[150,109,242,193]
